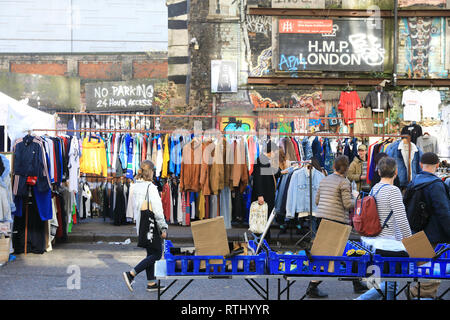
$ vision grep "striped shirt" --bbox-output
[364,183,412,241]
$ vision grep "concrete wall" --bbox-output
[0,52,168,111]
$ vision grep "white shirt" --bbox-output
[398,140,418,177]
[68,136,80,192]
[402,89,422,122]
[421,89,441,119]
[441,104,450,137]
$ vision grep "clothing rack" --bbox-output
[33,127,408,140]
[56,111,382,121]
[294,163,315,247]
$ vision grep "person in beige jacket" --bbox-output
[306,155,368,298]
[315,155,354,224]
[347,144,370,192]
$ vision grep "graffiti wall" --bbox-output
[398,17,448,78]
[219,116,255,132]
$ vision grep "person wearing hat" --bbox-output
[347,144,371,193]
[406,152,450,299]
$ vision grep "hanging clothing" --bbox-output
[285,166,325,219]
[12,135,52,197]
[338,91,362,125]
[79,136,108,178]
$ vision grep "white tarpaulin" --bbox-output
[0,91,56,144]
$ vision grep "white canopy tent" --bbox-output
[0,91,56,147]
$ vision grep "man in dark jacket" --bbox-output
[406,152,450,299]
[409,152,450,244]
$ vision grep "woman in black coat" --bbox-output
[251,141,281,238]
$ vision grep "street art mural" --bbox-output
[399,17,448,78]
[250,47,272,77]
[398,0,446,7]
[219,116,255,133]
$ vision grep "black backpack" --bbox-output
[403,179,448,233]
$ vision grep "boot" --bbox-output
[306,281,328,298]
[352,280,369,294]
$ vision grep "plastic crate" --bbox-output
[267,241,371,277]
[370,243,450,279]
[164,240,268,276]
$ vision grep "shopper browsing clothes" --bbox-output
[347,144,371,193]
[251,141,282,240]
[308,155,368,298]
[370,152,401,189]
[122,160,168,292]
[405,152,450,300]
[355,157,412,300]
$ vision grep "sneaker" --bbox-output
[352,280,369,294]
[147,283,165,292]
[306,282,328,299]
[122,272,135,292]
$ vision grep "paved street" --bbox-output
[1,242,448,300]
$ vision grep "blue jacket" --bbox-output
[275,167,294,214]
[13,135,50,197]
[386,140,423,187]
[409,172,450,244]
[311,137,323,166]
[285,167,325,218]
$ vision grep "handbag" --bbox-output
[249,201,268,234]
[137,184,162,249]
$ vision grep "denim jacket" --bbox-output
[286,167,325,218]
[302,137,313,160]
[386,140,422,187]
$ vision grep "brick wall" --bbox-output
[1,52,168,81]
[78,62,122,80]
[133,61,168,79]
[10,62,67,76]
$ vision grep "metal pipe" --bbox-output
[393,0,398,87]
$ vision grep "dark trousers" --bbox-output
[134,245,163,281]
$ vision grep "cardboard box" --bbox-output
[191,216,230,266]
[402,231,436,265]
[0,236,10,264]
[311,219,352,272]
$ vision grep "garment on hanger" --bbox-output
[402,89,422,122]
[364,88,393,112]
[416,134,438,154]
[401,123,422,144]
[285,166,325,219]
[338,91,362,125]
[80,135,108,178]
[421,89,441,119]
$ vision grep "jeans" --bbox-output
[355,281,397,300]
[134,245,163,281]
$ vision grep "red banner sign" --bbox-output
[279,19,333,34]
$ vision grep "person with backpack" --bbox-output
[404,152,450,299]
[306,155,368,298]
[355,157,412,300]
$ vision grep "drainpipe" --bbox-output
[393,0,398,87]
